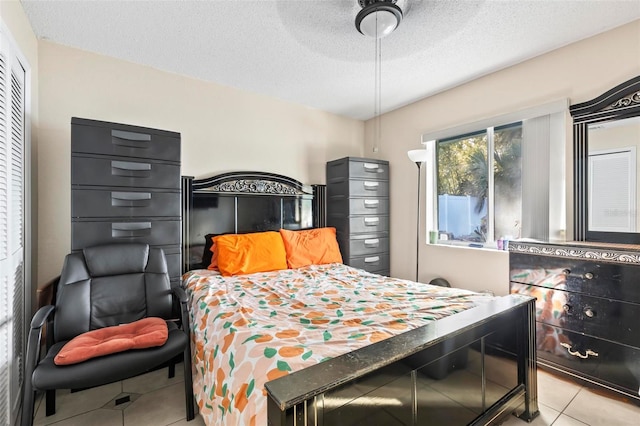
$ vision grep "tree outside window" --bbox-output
[436,123,522,244]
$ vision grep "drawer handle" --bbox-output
[363,199,379,207]
[562,269,571,275]
[364,217,379,225]
[560,342,598,359]
[363,181,379,189]
[111,192,152,207]
[111,161,152,178]
[563,304,571,313]
[364,256,380,263]
[584,308,595,318]
[363,163,382,173]
[584,272,594,280]
[112,222,151,238]
[111,129,151,148]
[364,238,380,247]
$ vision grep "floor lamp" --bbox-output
[407,149,429,282]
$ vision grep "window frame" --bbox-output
[421,99,568,249]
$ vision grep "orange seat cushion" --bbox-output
[54,317,169,366]
[214,231,288,276]
[279,227,343,269]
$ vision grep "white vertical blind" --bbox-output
[521,115,551,240]
[0,27,26,426]
[520,111,566,241]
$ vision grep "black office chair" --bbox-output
[21,243,194,426]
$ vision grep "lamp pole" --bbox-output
[407,148,429,283]
[414,160,422,282]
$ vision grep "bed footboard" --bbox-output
[266,295,538,426]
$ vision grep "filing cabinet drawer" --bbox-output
[328,197,389,216]
[72,219,181,250]
[328,179,389,198]
[340,236,389,257]
[331,215,389,235]
[348,159,389,180]
[72,155,181,189]
[347,254,390,274]
[72,188,181,218]
[72,120,180,162]
[327,157,389,182]
[349,215,389,234]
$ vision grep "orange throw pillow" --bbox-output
[214,231,288,276]
[54,317,168,366]
[279,227,343,269]
[207,238,219,271]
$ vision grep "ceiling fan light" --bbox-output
[355,2,403,38]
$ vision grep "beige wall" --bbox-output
[1,0,39,310]
[365,19,640,295]
[36,41,364,287]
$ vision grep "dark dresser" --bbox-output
[71,117,182,286]
[326,157,390,276]
[509,240,640,402]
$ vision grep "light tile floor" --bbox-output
[30,364,640,426]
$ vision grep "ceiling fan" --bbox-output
[355,0,404,38]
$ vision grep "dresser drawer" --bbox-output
[327,157,389,182]
[347,254,390,274]
[510,252,640,304]
[72,219,181,250]
[537,323,640,397]
[72,155,181,189]
[72,121,180,162]
[72,188,181,218]
[511,283,640,348]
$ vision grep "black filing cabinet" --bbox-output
[71,117,182,286]
[326,157,390,276]
[509,240,640,403]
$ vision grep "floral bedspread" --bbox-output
[183,263,487,426]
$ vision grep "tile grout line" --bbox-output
[555,386,588,426]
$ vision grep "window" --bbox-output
[434,123,522,244]
[0,24,28,426]
[422,100,567,247]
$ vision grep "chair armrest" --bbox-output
[25,305,56,391]
[31,305,55,329]
[171,286,188,304]
[171,286,191,335]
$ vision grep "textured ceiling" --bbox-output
[20,0,640,121]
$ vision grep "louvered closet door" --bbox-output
[0,35,27,426]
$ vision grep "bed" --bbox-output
[181,171,539,426]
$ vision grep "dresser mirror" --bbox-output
[571,75,640,244]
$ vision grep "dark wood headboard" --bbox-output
[181,171,326,272]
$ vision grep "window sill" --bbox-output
[428,241,509,253]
